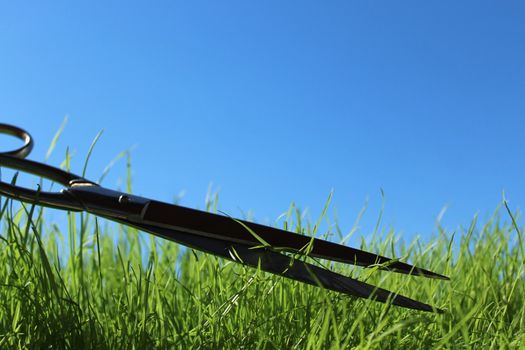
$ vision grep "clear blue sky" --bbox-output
[1,1,524,242]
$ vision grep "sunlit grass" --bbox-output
[0,131,523,349]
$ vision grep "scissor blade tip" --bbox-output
[415,271,449,280]
[427,271,450,280]
[406,268,449,280]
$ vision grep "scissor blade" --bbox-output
[120,219,442,313]
[140,200,448,280]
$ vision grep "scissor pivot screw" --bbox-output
[119,195,130,204]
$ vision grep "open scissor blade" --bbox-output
[120,219,442,313]
[140,200,448,280]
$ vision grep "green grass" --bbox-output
[0,144,524,349]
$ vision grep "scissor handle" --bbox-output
[0,124,85,210]
[0,123,34,158]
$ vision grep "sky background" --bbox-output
[1,1,524,243]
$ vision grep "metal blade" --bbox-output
[140,200,448,280]
[119,219,443,313]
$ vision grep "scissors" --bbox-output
[0,123,447,313]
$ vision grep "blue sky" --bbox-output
[1,1,524,242]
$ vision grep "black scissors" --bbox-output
[0,123,447,313]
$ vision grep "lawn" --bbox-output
[0,148,523,349]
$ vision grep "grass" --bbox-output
[0,137,524,349]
